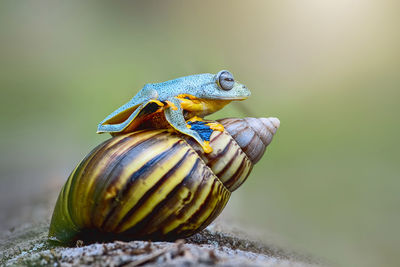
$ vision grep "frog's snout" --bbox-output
[241,85,251,97]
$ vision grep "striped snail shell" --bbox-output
[49,117,280,244]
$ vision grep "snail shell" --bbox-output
[49,117,280,244]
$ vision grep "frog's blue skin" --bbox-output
[97,70,250,151]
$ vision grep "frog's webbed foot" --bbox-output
[187,116,225,132]
[205,122,224,132]
[186,119,226,153]
[164,98,214,153]
[97,88,162,134]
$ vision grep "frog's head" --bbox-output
[195,70,251,100]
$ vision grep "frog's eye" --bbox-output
[216,70,234,91]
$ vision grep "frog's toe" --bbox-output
[164,100,178,111]
[149,99,165,107]
[187,116,204,123]
[205,122,224,132]
[202,141,213,153]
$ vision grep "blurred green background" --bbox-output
[0,1,399,266]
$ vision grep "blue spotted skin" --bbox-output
[97,71,250,151]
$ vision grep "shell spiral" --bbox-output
[218,117,280,164]
[49,117,279,244]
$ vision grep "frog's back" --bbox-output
[148,73,214,100]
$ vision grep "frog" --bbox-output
[97,70,250,153]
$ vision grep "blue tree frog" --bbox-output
[97,70,250,153]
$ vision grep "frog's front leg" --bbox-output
[163,98,213,153]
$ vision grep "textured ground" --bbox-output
[0,184,321,266]
[1,221,321,266]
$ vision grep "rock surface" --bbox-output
[0,183,321,266]
[0,220,321,266]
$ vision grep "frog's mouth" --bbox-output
[218,96,248,100]
[203,95,249,101]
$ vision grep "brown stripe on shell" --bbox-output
[49,117,280,244]
[116,157,202,237]
[120,150,198,237]
[70,132,155,228]
[222,156,246,189]
[84,132,162,225]
[209,143,239,181]
[224,157,253,191]
[240,132,266,164]
[225,123,259,163]
[187,131,233,173]
[180,125,254,192]
[147,161,217,238]
[89,131,167,204]
[67,134,132,227]
[239,118,269,163]
[245,117,278,146]
[66,137,116,226]
[206,133,234,167]
[169,176,228,238]
[90,131,177,227]
[182,179,221,229]
[178,180,230,238]
[112,144,198,233]
[165,180,217,238]
[218,117,238,128]
[100,142,187,231]
[218,117,280,164]
[215,148,240,179]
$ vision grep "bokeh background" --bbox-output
[1,1,399,266]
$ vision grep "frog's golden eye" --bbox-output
[216,70,234,91]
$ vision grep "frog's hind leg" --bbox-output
[97,99,164,134]
[164,98,213,153]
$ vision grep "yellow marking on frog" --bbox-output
[205,122,224,132]
[178,98,203,113]
[149,99,164,106]
[176,94,197,100]
[203,141,212,153]
[186,124,191,129]
[165,100,178,110]
[176,95,232,117]
[187,116,204,122]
